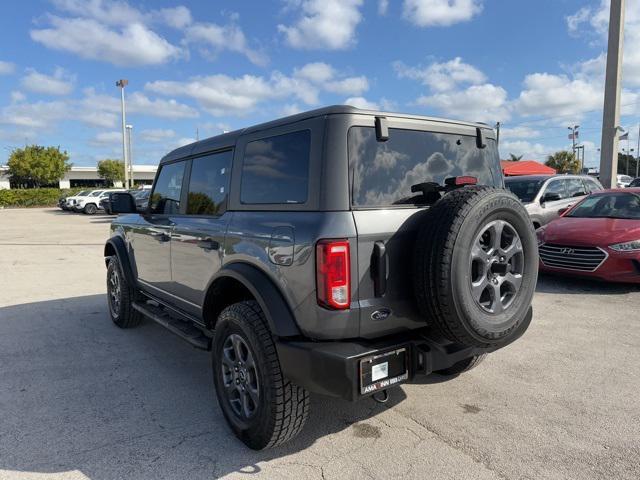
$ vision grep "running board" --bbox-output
[132,301,211,350]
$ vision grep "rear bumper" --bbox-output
[276,307,532,402]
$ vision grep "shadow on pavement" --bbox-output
[0,294,407,479]
[536,272,640,295]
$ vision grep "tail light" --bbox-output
[316,239,351,309]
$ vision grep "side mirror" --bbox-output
[110,192,137,214]
[541,192,561,203]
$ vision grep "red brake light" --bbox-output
[316,240,351,310]
[454,176,478,186]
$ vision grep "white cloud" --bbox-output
[281,103,303,116]
[184,21,268,66]
[91,131,122,146]
[513,73,603,118]
[345,97,380,109]
[145,63,369,116]
[10,91,26,103]
[417,83,509,122]
[0,100,70,129]
[0,60,15,75]
[31,17,184,67]
[21,67,75,96]
[278,0,363,50]
[378,0,389,15]
[394,57,486,92]
[499,126,541,140]
[500,140,549,161]
[155,6,192,29]
[51,0,145,26]
[566,0,640,88]
[139,129,176,142]
[403,0,483,27]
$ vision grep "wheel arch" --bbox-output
[104,236,136,287]
[203,263,301,338]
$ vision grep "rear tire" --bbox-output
[212,301,309,450]
[106,255,142,328]
[436,354,487,376]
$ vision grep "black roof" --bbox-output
[160,105,492,164]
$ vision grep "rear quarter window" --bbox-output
[240,130,311,204]
[349,126,501,208]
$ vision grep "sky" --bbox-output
[1,0,640,169]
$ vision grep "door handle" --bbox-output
[197,238,220,251]
[149,231,170,242]
[371,241,387,297]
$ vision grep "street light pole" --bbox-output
[116,79,129,189]
[568,125,579,157]
[126,124,133,188]
[600,0,625,188]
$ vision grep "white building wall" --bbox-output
[0,165,157,189]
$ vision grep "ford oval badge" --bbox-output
[371,308,391,321]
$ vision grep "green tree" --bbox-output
[508,153,523,161]
[545,151,580,174]
[7,145,71,188]
[617,153,638,177]
[97,159,125,186]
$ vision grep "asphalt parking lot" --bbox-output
[1,208,639,480]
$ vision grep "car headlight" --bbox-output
[609,240,640,252]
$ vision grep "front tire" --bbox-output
[212,301,309,450]
[106,255,142,328]
[84,203,97,215]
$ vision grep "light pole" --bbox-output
[568,125,579,157]
[126,124,133,188]
[116,79,129,189]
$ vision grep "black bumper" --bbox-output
[276,308,532,402]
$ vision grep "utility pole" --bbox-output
[116,79,130,189]
[126,124,133,188]
[636,124,640,177]
[600,0,625,188]
[495,121,500,145]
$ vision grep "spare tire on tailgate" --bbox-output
[413,186,538,347]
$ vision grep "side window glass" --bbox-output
[150,162,186,214]
[240,130,311,204]
[544,180,567,200]
[566,178,587,197]
[585,178,603,193]
[186,151,233,215]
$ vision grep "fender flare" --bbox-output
[211,263,301,338]
[104,236,136,287]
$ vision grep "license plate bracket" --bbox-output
[359,346,409,395]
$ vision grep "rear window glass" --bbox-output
[349,127,501,207]
[240,130,311,204]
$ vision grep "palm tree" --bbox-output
[545,151,580,174]
[508,153,523,161]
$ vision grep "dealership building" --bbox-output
[0,164,157,189]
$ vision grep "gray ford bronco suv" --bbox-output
[105,106,538,450]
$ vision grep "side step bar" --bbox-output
[132,301,211,350]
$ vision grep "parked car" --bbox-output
[74,189,125,214]
[629,177,640,188]
[617,174,633,188]
[105,105,538,450]
[537,188,640,283]
[63,190,91,210]
[505,174,603,228]
[133,189,150,211]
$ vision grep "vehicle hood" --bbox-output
[542,217,640,246]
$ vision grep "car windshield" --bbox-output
[77,190,90,196]
[89,191,103,197]
[504,178,546,203]
[567,192,640,220]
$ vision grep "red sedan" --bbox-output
[536,188,640,284]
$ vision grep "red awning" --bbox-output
[500,160,556,176]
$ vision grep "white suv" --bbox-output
[74,189,124,214]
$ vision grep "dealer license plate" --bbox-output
[359,346,409,395]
